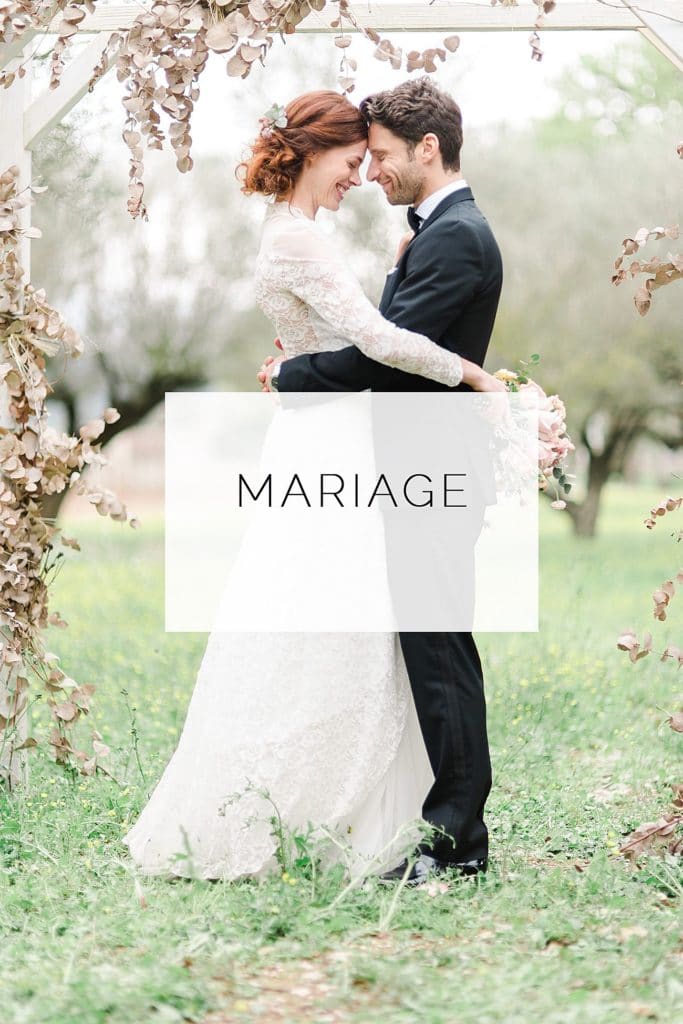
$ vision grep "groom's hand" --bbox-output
[257,337,285,391]
[257,354,285,391]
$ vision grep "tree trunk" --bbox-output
[565,450,612,538]
[38,488,69,525]
[565,409,645,538]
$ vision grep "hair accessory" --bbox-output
[258,103,288,138]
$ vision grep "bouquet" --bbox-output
[494,355,575,510]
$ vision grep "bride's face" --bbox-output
[305,140,367,212]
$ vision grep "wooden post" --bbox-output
[0,48,32,790]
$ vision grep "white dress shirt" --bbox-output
[414,178,469,223]
[387,179,470,274]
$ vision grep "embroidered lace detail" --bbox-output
[122,632,430,881]
[254,202,463,384]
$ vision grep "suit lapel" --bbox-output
[419,186,474,232]
[379,268,401,313]
[379,187,475,314]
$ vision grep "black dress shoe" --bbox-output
[379,854,488,886]
[378,854,447,886]
[452,857,488,877]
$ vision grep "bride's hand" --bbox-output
[257,355,274,391]
[461,359,508,393]
[257,338,285,390]
[394,231,415,265]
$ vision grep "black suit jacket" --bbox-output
[276,186,503,393]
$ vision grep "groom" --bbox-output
[260,77,503,883]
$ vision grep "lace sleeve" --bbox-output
[265,217,463,387]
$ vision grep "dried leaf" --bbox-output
[227,52,249,76]
[619,814,681,860]
[14,736,38,751]
[248,0,269,19]
[617,629,651,662]
[205,23,237,53]
[53,701,77,722]
[668,710,683,733]
[239,42,262,62]
[661,644,683,667]
[79,418,105,441]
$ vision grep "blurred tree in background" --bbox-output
[479,40,682,536]
[535,38,682,150]
[33,121,263,519]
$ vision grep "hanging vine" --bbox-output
[0,165,137,780]
[617,495,683,860]
[0,0,561,219]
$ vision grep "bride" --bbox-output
[122,90,503,882]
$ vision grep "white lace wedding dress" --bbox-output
[121,200,464,881]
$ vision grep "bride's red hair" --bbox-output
[237,90,367,200]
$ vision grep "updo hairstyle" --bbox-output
[237,90,368,199]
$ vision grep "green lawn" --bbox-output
[1,483,681,1024]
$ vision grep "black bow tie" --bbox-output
[407,206,423,233]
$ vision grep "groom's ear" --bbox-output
[418,133,442,165]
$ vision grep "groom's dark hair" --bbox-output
[359,77,463,172]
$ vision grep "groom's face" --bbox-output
[366,123,425,207]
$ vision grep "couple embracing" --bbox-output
[123,77,506,886]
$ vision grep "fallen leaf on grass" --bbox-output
[543,937,575,953]
[668,710,683,733]
[619,814,683,860]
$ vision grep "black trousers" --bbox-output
[371,396,494,864]
[399,630,491,864]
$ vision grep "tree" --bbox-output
[473,40,682,537]
[30,116,272,519]
[536,37,682,151]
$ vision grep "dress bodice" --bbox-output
[253,201,464,386]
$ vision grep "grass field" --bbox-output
[1,483,682,1024]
